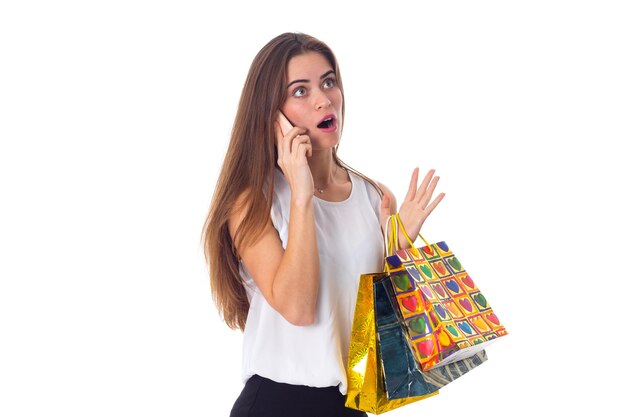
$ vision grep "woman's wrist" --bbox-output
[396,215,421,249]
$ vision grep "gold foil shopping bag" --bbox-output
[345,272,437,414]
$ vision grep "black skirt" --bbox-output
[230,375,367,417]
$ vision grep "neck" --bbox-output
[307,148,339,190]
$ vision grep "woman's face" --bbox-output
[280,52,343,151]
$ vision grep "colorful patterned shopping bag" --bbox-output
[385,214,508,371]
[374,275,488,399]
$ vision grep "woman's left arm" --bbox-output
[378,167,445,248]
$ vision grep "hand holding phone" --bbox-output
[275,111,311,158]
[274,110,314,198]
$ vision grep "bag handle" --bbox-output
[383,213,433,271]
[385,214,432,252]
[394,214,431,250]
[383,214,396,258]
[382,215,397,272]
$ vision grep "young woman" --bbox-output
[202,32,444,417]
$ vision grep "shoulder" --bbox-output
[375,181,398,213]
[375,181,393,199]
[230,169,284,224]
[229,176,288,244]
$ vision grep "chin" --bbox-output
[311,134,340,150]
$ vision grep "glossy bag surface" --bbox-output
[345,273,436,414]
[375,275,487,399]
[386,215,508,371]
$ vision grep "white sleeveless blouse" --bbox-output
[239,168,384,395]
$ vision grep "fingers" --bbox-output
[291,134,312,155]
[424,192,446,215]
[275,111,304,161]
[292,136,312,160]
[395,168,445,243]
[415,169,435,202]
[276,124,311,170]
[281,128,306,156]
[420,175,440,209]
[405,167,419,201]
[405,167,439,204]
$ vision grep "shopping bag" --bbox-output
[346,215,488,413]
[345,272,437,414]
[375,276,488,399]
[386,214,508,371]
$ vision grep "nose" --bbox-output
[315,92,332,110]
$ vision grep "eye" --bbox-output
[323,78,336,89]
[293,86,307,97]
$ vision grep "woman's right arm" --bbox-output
[228,194,319,326]
[227,121,319,327]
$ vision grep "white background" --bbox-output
[1,1,625,416]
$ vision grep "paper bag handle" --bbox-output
[394,214,431,250]
[383,213,433,272]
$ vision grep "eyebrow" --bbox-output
[287,70,336,88]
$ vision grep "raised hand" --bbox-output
[397,167,445,247]
[275,111,315,203]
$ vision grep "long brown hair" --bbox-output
[202,33,380,330]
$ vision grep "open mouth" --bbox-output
[317,117,335,129]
